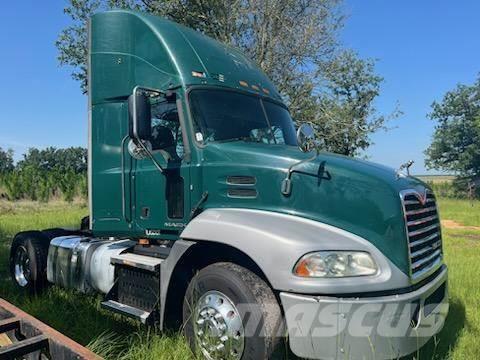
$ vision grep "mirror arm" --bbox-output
[281,148,319,196]
[134,138,164,174]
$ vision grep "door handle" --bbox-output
[121,136,131,223]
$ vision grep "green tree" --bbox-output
[3,171,24,200]
[58,170,78,202]
[18,147,87,174]
[0,147,14,174]
[1,147,88,202]
[425,76,480,180]
[313,51,400,156]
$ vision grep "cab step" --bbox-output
[101,300,151,324]
[102,252,162,324]
[110,252,163,272]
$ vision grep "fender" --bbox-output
[178,208,410,294]
[159,238,195,328]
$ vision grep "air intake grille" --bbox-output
[401,190,443,282]
[226,176,256,185]
[227,188,258,198]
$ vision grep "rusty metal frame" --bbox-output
[0,298,102,360]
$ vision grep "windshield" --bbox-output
[189,89,297,146]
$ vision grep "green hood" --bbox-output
[200,142,429,275]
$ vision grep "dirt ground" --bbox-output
[442,219,480,231]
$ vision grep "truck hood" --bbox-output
[201,142,430,274]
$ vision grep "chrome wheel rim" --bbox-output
[194,290,245,360]
[14,246,30,287]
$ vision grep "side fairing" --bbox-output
[90,102,133,234]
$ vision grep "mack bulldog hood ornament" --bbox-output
[397,160,414,178]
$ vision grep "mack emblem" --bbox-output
[164,222,186,228]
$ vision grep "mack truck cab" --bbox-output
[9,10,448,360]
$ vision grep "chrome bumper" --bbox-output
[280,266,448,360]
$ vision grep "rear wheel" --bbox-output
[183,262,285,360]
[10,232,50,294]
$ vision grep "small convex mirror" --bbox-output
[297,123,316,153]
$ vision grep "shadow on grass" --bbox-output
[412,296,467,359]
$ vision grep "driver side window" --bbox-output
[150,100,184,160]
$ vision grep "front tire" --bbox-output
[183,262,285,360]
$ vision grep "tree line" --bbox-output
[2,1,477,202]
[425,74,480,199]
[0,147,87,202]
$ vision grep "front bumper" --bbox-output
[280,266,448,360]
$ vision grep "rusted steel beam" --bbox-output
[0,317,20,334]
[0,299,102,360]
[0,334,49,359]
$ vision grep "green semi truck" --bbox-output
[9,10,448,360]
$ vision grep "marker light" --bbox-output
[293,251,378,278]
[192,71,206,78]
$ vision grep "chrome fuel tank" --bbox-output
[47,236,134,294]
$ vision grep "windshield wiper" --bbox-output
[217,136,253,143]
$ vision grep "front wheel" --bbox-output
[183,262,285,360]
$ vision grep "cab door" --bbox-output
[132,94,190,238]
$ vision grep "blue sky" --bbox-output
[0,0,478,174]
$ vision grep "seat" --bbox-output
[151,125,180,162]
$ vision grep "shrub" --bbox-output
[428,178,479,199]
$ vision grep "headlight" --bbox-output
[293,251,378,278]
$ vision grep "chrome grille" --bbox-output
[401,190,443,282]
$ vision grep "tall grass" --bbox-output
[0,200,193,359]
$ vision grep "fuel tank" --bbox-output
[47,236,135,294]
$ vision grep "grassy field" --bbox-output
[0,201,191,359]
[415,175,456,184]
[0,199,479,359]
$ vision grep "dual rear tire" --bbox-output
[9,229,72,294]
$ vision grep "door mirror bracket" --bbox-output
[127,139,152,160]
[281,123,319,196]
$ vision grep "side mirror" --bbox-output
[128,90,152,141]
[297,123,316,153]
